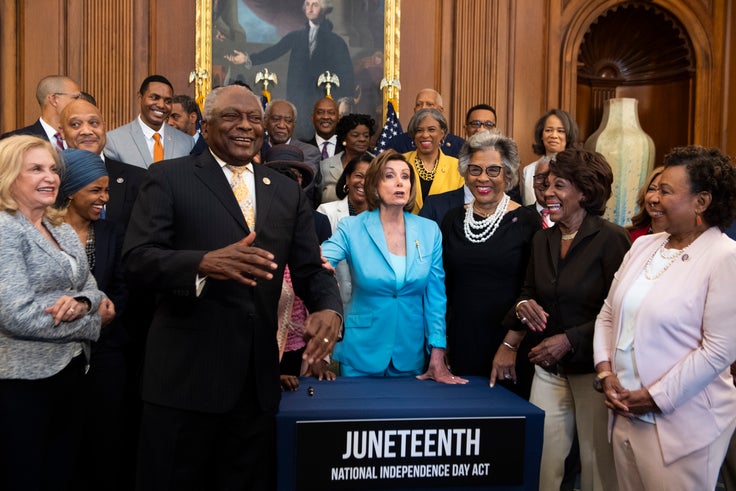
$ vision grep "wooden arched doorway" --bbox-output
[575,3,695,164]
[558,0,721,151]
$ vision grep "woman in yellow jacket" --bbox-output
[403,108,465,214]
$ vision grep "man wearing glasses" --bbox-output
[0,75,81,150]
[464,104,498,137]
[529,159,554,228]
[420,103,522,225]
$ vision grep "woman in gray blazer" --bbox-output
[0,136,113,491]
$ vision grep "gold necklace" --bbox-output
[561,230,578,240]
[414,156,438,181]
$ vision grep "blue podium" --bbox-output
[276,376,543,490]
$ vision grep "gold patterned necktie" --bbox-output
[152,133,164,162]
[227,164,255,229]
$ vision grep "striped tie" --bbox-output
[227,165,255,229]
[541,208,550,229]
[53,132,65,152]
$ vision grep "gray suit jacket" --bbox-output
[104,119,194,169]
[0,212,104,379]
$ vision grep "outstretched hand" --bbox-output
[198,232,277,287]
[417,348,468,385]
[302,310,342,365]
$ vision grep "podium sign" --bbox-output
[296,416,526,489]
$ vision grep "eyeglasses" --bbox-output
[268,115,294,124]
[466,120,496,129]
[533,173,549,186]
[54,92,82,100]
[467,164,502,178]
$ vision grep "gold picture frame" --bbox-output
[194,0,400,125]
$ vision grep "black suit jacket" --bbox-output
[190,135,208,155]
[122,152,342,413]
[505,213,630,373]
[419,187,464,227]
[92,219,129,349]
[0,119,48,140]
[104,157,146,228]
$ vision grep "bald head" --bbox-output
[36,76,81,130]
[312,97,339,139]
[414,89,443,113]
[60,99,107,154]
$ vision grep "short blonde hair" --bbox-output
[0,135,65,225]
[364,150,416,212]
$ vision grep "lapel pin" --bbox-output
[681,254,689,262]
[263,177,271,185]
[117,177,124,183]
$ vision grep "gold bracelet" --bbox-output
[515,299,528,320]
[502,341,519,352]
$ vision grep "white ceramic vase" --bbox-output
[584,98,655,227]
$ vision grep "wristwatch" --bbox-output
[593,370,613,393]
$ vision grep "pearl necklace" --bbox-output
[414,156,438,181]
[644,238,686,280]
[463,194,510,243]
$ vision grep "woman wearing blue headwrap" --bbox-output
[60,148,130,491]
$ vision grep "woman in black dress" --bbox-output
[441,131,540,398]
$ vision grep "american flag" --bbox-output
[374,102,403,154]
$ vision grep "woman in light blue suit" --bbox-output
[322,150,466,384]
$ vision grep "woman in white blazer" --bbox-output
[593,145,736,490]
[317,154,371,304]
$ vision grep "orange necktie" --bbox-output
[152,133,164,162]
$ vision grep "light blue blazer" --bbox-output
[321,210,447,374]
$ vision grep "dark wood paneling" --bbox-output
[150,0,196,100]
[616,80,692,164]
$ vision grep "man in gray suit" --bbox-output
[262,99,321,205]
[104,75,193,169]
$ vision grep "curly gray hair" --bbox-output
[458,130,520,190]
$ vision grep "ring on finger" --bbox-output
[504,373,512,380]
[521,317,527,324]
[323,337,330,343]
[68,307,75,314]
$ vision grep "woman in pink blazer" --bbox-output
[593,145,736,490]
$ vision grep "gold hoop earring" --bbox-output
[342,184,349,193]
